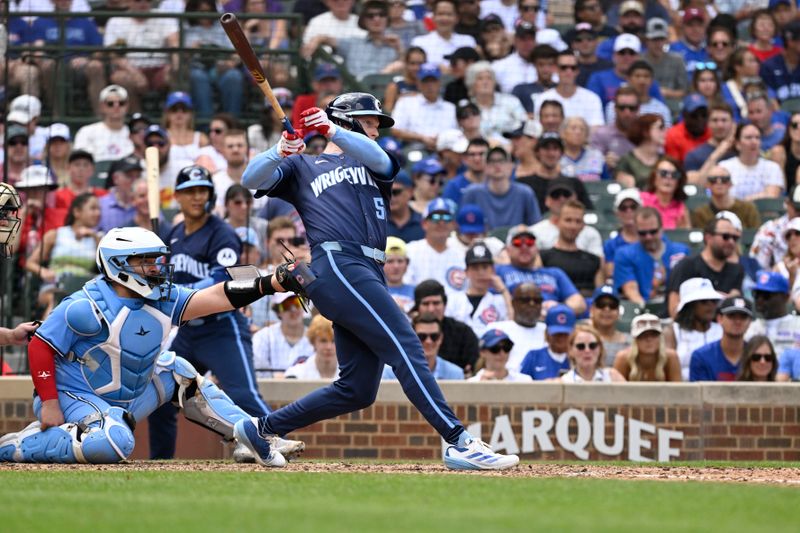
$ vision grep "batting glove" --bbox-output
[301,107,336,138]
[277,130,305,158]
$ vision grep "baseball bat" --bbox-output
[144,146,160,235]
[220,12,296,135]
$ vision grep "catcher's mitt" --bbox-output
[274,260,315,311]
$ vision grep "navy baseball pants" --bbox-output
[148,311,270,458]
[262,241,465,445]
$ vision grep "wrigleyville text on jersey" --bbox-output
[310,166,379,198]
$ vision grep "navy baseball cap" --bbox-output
[412,156,445,176]
[175,166,214,191]
[394,169,412,187]
[465,242,493,266]
[144,124,168,140]
[165,91,193,109]
[545,304,576,335]
[592,285,620,304]
[424,197,456,218]
[418,62,441,81]
[718,296,754,317]
[457,204,485,234]
[314,63,341,81]
[683,93,708,114]
[753,270,790,294]
[479,328,512,349]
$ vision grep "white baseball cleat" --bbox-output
[271,436,305,461]
[443,437,520,470]
[233,418,286,468]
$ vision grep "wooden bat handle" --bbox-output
[145,146,161,234]
[220,12,296,135]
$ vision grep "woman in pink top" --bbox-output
[640,156,690,229]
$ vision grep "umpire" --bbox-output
[147,166,270,459]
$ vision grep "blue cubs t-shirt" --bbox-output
[519,347,569,380]
[689,340,740,382]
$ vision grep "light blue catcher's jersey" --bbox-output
[35,278,195,403]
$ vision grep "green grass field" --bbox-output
[2,467,797,532]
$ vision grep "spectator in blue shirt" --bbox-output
[668,8,710,79]
[382,313,464,380]
[746,90,789,153]
[604,188,642,278]
[613,207,689,306]
[777,348,800,381]
[442,138,489,206]
[98,155,140,233]
[587,34,663,108]
[519,304,574,380]
[690,296,753,381]
[387,170,425,242]
[759,19,800,102]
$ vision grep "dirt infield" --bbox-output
[2,461,799,485]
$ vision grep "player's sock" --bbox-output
[457,430,475,448]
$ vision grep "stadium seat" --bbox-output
[360,73,395,99]
[617,300,643,333]
[664,229,704,251]
[490,226,510,243]
[753,198,785,220]
[686,194,709,213]
[54,274,96,305]
[780,98,800,115]
[740,227,757,252]
[644,299,667,318]
[91,160,113,189]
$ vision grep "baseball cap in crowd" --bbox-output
[480,14,504,32]
[6,124,29,142]
[15,165,57,190]
[166,91,193,110]
[683,7,706,23]
[436,129,468,153]
[456,100,480,120]
[545,304,576,335]
[272,87,294,109]
[144,124,169,140]
[413,156,445,176]
[8,94,42,124]
[536,28,568,52]
[69,149,95,165]
[571,22,597,41]
[99,84,128,104]
[424,197,456,218]
[385,236,408,258]
[715,210,742,232]
[487,145,510,161]
[753,270,790,294]
[770,0,792,7]
[676,277,722,313]
[785,217,800,239]
[418,62,442,81]
[457,204,485,234]
[465,242,493,266]
[503,119,542,139]
[109,155,143,176]
[479,328,513,350]
[536,131,564,150]
[314,63,341,81]
[47,123,71,142]
[614,188,642,210]
[271,291,302,312]
[645,18,669,40]
[683,93,708,114]
[630,313,662,338]
[614,33,642,54]
[445,47,481,65]
[718,296,754,317]
[546,177,576,198]
[592,284,620,305]
[515,20,537,38]
[506,225,536,247]
[394,169,413,188]
[620,0,644,15]
[127,112,151,131]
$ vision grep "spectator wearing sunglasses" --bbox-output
[496,225,586,315]
[664,93,711,164]
[689,296,753,381]
[613,207,689,307]
[667,216,745,317]
[737,335,779,381]
[588,285,631,366]
[643,18,689,118]
[759,19,800,103]
[252,292,313,379]
[519,304,574,380]
[668,8,711,80]
[446,242,509,338]
[383,313,465,380]
[73,85,135,163]
[719,123,784,201]
[685,102,737,184]
[530,177,602,257]
[1,124,30,186]
[603,188,642,278]
[639,156,690,230]
[469,329,533,382]
[691,165,761,229]
[491,282,547,371]
[746,270,800,355]
[614,313,681,381]
[388,171,425,243]
[561,324,626,382]
[604,62,672,128]
[461,146,542,230]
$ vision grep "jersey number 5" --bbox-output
[374,198,385,220]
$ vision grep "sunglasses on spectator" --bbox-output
[169,105,190,113]
[511,236,536,247]
[707,175,731,184]
[616,49,637,56]
[751,352,775,363]
[792,121,800,130]
[514,296,543,305]
[391,187,406,196]
[574,342,599,351]
[713,232,740,242]
[787,230,800,239]
[594,300,619,310]
[573,35,596,43]
[105,100,127,108]
[287,236,307,247]
[709,40,731,48]
[417,332,442,342]
[210,128,225,134]
[615,104,639,112]
[8,138,28,146]
[145,139,167,147]
[638,228,659,236]
[364,11,387,19]
[657,169,681,180]
[618,202,638,212]
[423,176,444,185]
[428,213,454,223]
[558,64,579,71]
[549,189,573,199]
[487,342,513,354]
[276,299,302,312]
[694,61,717,71]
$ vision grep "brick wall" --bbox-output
[1,379,798,462]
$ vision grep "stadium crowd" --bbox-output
[3,0,800,385]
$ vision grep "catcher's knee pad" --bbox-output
[0,421,78,463]
[79,407,135,464]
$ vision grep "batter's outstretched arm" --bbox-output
[329,127,394,177]
[242,146,286,194]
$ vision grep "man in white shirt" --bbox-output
[73,85,134,162]
[252,293,313,378]
[302,0,366,45]
[534,49,605,128]
[212,129,252,213]
[492,282,547,371]
[411,0,477,67]
[391,63,457,149]
[446,242,510,338]
[405,198,467,296]
[492,21,538,93]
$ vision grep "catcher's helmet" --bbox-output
[96,227,173,300]
[0,182,21,258]
[325,92,395,135]
[175,165,216,212]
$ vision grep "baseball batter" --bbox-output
[237,93,518,470]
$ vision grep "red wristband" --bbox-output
[29,336,58,401]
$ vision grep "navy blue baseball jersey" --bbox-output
[167,215,241,289]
